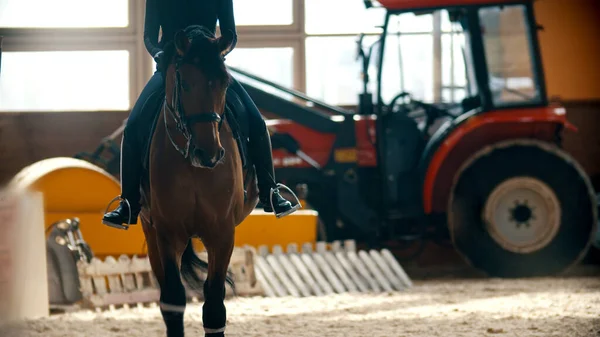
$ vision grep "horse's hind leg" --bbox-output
[202,228,235,337]
[146,224,188,337]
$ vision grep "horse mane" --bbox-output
[161,25,231,84]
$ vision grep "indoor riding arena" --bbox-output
[1,1,599,336]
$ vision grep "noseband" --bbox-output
[163,57,225,159]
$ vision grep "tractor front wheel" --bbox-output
[448,139,597,278]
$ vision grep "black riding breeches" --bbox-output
[125,70,165,147]
[227,77,270,147]
[227,77,277,193]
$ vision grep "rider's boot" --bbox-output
[102,134,142,230]
[251,128,301,218]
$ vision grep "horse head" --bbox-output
[162,25,234,169]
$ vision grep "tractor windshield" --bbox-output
[377,10,478,106]
[479,4,542,106]
[376,4,543,111]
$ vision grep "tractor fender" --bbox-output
[418,105,577,214]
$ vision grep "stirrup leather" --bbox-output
[269,183,302,218]
[102,195,132,230]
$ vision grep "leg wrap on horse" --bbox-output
[204,326,226,336]
[160,309,185,337]
[160,302,186,313]
[160,256,187,337]
[202,280,227,335]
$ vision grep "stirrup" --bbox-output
[269,183,302,219]
[102,195,132,230]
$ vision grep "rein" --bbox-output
[163,57,225,158]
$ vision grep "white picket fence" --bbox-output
[76,247,263,309]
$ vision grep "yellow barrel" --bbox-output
[9,157,146,258]
[10,157,318,258]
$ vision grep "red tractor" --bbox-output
[230,0,598,278]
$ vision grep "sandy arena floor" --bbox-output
[2,276,599,337]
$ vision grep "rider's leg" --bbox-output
[227,78,300,218]
[102,70,165,228]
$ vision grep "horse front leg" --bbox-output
[202,228,235,337]
[152,226,188,337]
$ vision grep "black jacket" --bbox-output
[143,0,237,58]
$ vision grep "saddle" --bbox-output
[138,85,254,198]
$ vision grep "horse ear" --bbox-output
[218,31,235,57]
[175,30,190,56]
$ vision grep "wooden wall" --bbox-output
[533,0,600,186]
[0,111,128,185]
[534,0,600,101]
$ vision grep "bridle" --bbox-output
[163,56,225,159]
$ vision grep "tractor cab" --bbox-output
[359,0,548,137]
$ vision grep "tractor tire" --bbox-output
[448,139,597,278]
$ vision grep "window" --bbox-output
[0,50,130,111]
[0,0,494,114]
[479,5,540,105]
[387,12,434,34]
[441,33,466,102]
[378,34,434,104]
[305,0,439,106]
[226,0,293,26]
[441,10,478,103]
[226,48,294,87]
[381,10,472,105]
[226,47,295,100]
[304,0,386,35]
[149,47,295,102]
[306,36,373,106]
[304,0,385,106]
[441,32,469,103]
[0,0,128,28]
[306,34,434,107]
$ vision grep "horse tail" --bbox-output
[180,239,236,295]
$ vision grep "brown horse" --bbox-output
[138,26,258,337]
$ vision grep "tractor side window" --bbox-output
[479,5,541,106]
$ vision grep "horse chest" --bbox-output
[148,132,246,224]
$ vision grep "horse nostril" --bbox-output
[219,148,225,159]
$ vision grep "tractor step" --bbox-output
[253,240,412,297]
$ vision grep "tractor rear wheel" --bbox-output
[448,139,597,278]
